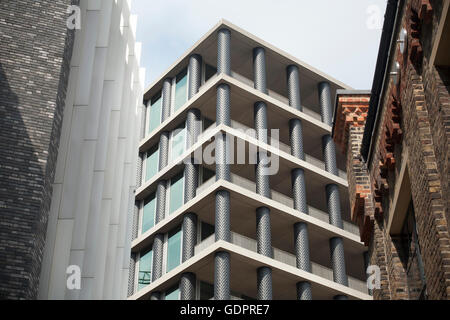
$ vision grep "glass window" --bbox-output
[166,226,182,272]
[138,249,152,291]
[203,117,215,131]
[142,193,156,234]
[174,68,188,112]
[201,167,215,184]
[164,284,180,300]
[169,172,184,214]
[170,123,186,163]
[148,92,162,134]
[145,146,159,182]
[199,281,214,300]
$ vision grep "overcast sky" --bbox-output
[131,0,388,89]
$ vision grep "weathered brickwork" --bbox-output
[334,0,450,300]
[0,0,78,299]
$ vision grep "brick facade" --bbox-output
[334,0,450,300]
[0,0,78,299]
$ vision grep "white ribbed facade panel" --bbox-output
[38,0,145,300]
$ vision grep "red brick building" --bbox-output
[333,0,450,299]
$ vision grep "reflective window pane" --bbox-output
[164,284,180,300]
[174,69,187,112]
[148,93,162,134]
[166,227,182,272]
[169,172,184,214]
[145,146,159,182]
[138,249,152,291]
[142,193,156,234]
[170,124,186,162]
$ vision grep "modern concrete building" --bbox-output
[0,0,144,300]
[128,20,371,300]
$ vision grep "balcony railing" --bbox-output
[229,119,347,180]
[195,232,368,295]
[197,173,359,236]
[229,71,323,121]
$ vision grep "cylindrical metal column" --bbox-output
[151,234,164,281]
[217,28,231,76]
[214,251,230,300]
[253,47,267,94]
[182,213,198,262]
[256,207,272,257]
[289,119,305,160]
[287,65,302,111]
[288,67,312,300]
[319,82,348,298]
[188,54,202,99]
[326,184,344,229]
[330,237,348,286]
[291,168,308,214]
[127,253,136,297]
[180,272,196,300]
[318,81,333,126]
[186,108,202,148]
[257,266,272,300]
[294,222,311,272]
[214,28,232,300]
[162,78,172,122]
[216,83,231,127]
[215,190,231,242]
[322,135,338,176]
[155,180,167,224]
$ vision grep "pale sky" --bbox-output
[131,0,388,89]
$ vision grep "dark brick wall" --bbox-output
[335,0,450,300]
[0,0,78,299]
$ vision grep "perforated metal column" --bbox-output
[186,108,202,148]
[132,202,139,240]
[256,207,272,257]
[253,47,267,94]
[188,54,202,99]
[326,184,343,229]
[214,29,232,301]
[152,234,164,281]
[155,180,167,224]
[216,83,231,126]
[289,119,305,160]
[322,135,338,176]
[287,69,312,299]
[159,131,169,170]
[291,168,308,214]
[215,190,231,242]
[215,133,230,182]
[182,213,197,262]
[257,267,272,300]
[180,272,196,300]
[330,237,348,286]
[127,253,136,297]
[287,65,302,111]
[318,81,333,126]
[217,28,231,76]
[296,282,312,300]
[162,78,172,122]
[214,251,230,300]
[294,222,311,271]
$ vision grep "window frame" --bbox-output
[142,144,159,184]
[171,67,189,114]
[139,192,157,236]
[165,171,185,216]
[146,91,163,135]
[163,225,183,274]
[168,122,187,165]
